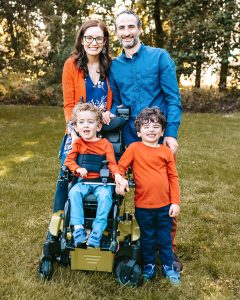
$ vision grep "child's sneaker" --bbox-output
[87,229,102,248]
[173,252,183,272]
[73,228,87,247]
[162,265,180,285]
[143,264,156,281]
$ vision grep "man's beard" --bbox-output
[119,35,139,49]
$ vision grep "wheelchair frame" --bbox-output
[39,113,143,287]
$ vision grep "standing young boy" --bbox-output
[117,107,181,284]
[64,102,126,248]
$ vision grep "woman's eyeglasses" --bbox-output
[83,36,105,44]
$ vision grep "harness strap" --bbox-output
[76,154,106,173]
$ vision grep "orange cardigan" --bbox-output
[62,57,113,124]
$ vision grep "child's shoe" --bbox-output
[87,229,102,248]
[173,252,183,272]
[73,228,87,247]
[143,264,156,281]
[162,265,180,285]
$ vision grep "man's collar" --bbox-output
[121,42,145,58]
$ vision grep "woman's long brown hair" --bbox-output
[72,19,112,79]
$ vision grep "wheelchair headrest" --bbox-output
[101,117,126,132]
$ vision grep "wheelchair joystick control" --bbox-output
[100,160,110,185]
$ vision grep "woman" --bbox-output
[53,19,114,212]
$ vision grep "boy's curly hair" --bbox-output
[71,102,103,125]
[134,107,166,132]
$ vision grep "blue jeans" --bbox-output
[69,183,112,232]
[135,205,174,267]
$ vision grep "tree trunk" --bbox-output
[219,36,231,91]
[218,0,235,91]
[195,59,202,88]
[219,60,229,91]
[153,0,164,48]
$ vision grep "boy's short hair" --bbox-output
[71,102,103,125]
[134,107,166,132]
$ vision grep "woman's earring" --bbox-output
[102,47,106,54]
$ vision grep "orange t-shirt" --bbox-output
[118,142,180,208]
[64,137,119,179]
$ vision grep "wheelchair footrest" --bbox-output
[71,248,115,272]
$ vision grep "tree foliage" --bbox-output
[0,0,239,93]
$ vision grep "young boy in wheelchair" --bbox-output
[117,107,181,285]
[64,102,127,248]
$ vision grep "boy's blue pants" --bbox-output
[69,182,112,232]
[135,205,174,267]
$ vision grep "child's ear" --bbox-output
[161,129,165,137]
[97,123,102,132]
[137,131,141,138]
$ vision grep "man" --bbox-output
[106,10,182,154]
[106,10,183,271]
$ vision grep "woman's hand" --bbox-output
[102,111,115,125]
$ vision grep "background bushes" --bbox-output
[0,76,62,106]
[1,76,239,113]
[181,88,240,113]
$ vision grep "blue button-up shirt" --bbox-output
[109,43,182,145]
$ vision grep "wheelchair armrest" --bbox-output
[61,165,74,183]
[101,117,126,132]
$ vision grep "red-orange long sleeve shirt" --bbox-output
[118,142,180,208]
[64,137,119,179]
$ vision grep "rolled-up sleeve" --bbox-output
[159,50,182,138]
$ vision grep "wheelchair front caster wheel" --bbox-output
[60,253,70,266]
[39,257,53,280]
[115,261,143,287]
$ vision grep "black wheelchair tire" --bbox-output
[115,261,143,287]
[39,258,53,280]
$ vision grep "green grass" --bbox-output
[1,105,239,300]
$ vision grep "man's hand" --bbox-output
[75,167,88,177]
[163,136,179,154]
[102,111,115,125]
[169,204,180,218]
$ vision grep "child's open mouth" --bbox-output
[83,130,90,134]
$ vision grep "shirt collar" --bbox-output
[121,42,145,59]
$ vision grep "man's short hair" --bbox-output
[71,102,103,125]
[115,10,142,29]
[134,107,166,132]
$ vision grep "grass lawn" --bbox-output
[0,105,239,300]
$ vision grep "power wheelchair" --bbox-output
[39,111,143,287]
